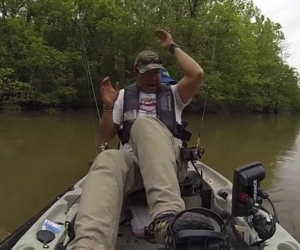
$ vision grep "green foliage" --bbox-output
[0,0,299,112]
[0,68,31,105]
[0,15,79,108]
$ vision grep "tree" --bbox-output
[0,0,299,112]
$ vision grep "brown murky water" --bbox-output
[0,111,300,242]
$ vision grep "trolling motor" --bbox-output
[231,162,277,246]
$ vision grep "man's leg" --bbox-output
[67,150,140,250]
[130,117,185,220]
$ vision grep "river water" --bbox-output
[0,111,300,242]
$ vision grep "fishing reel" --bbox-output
[180,136,205,162]
[180,146,205,162]
[231,162,277,245]
[97,142,108,152]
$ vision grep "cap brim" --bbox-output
[161,77,177,84]
[137,64,165,74]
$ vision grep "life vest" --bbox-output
[118,83,191,144]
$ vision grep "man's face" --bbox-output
[136,69,161,93]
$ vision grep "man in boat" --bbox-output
[67,29,204,250]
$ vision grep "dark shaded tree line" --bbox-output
[0,0,299,113]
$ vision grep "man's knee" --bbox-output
[130,117,173,144]
[133,116,158,127]
[131,116,163,134]
[90,150,127,173]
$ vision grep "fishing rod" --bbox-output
[77,2,104,150]
[195,15,218,157]
[180,16,218,182]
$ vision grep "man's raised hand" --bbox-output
[100,76,119,108]
[155,29,174,50]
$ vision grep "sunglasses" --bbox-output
[135,57,163,68]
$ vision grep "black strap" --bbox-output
[174,123,192,141]
[176,229,225,241]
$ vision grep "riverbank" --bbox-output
[1,102,300,115]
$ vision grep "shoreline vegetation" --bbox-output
[1,103,299,115]
[1,0,299,114]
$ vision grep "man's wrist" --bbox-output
[103,105,114,112]
[168,42,180,54]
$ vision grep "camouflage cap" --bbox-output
[134,50,165,73]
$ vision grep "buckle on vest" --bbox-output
[124,109,137,121]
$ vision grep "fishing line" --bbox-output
[87,78,98,149]
[77,2,101,148]
[197,15,218,148]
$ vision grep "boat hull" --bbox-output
[3,161,300,250]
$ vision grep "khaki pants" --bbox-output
[67,117,186,250]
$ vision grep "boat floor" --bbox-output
[116,225,158,250]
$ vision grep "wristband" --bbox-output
[103,105,113,112]
[169,42,180,54]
